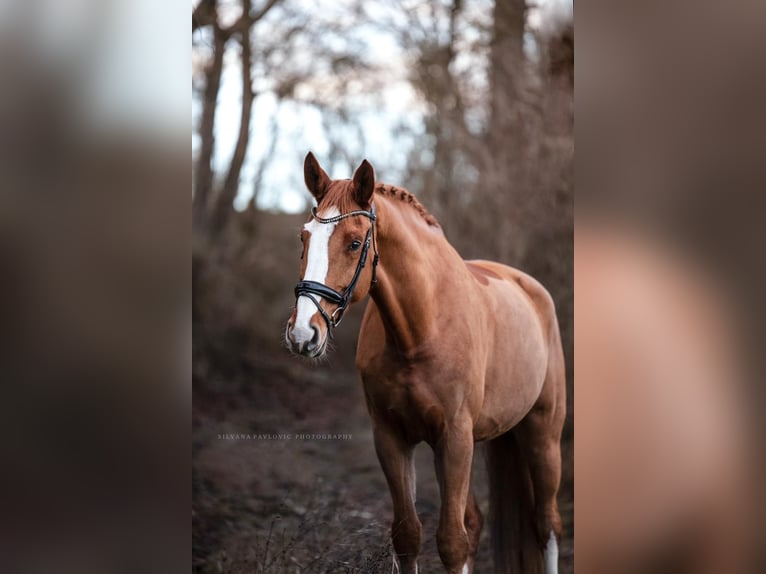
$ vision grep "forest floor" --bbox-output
[193,338,573,574]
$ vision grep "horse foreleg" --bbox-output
[433,421,474,574]
[463,488,483,573]
[374,424,422,574]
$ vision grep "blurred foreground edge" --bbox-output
[0,1,189,573]
[575,221,759,573]
[575,0,766,571]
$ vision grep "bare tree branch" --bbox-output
[192,0,217,32]
[251,0,281,23]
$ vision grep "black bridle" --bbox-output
[294,202,379,329]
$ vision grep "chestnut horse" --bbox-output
[285,153,566,574]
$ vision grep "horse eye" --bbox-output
[349,240,362,251]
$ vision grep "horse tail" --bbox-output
[486,428,544,574]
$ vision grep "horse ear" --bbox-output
[352,159,375,206]
[304,152,330,203]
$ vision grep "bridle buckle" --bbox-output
[330,306,346,327]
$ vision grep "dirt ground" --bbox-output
[192,313,573,574]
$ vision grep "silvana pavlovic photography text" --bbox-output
[217,433,353,441]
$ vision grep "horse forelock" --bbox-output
[315,179,358,216]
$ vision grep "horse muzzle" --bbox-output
[285,319,326,357]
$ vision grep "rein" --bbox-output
[294,202,379,329]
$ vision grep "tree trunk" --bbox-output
[193,16,225,232]
[487,0,527,151]
[478,0,528,262]
[209,4,255,237]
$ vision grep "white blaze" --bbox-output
[292,207,339,343]
[544,530,558,574]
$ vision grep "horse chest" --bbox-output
[361,363,452,444]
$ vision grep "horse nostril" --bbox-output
[309,325,320,349]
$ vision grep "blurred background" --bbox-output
[192,0,573,572]
[576,1,766,572]
[0,1,188,573]
[0,0,763,573]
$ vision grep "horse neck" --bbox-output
[370,193,464,354]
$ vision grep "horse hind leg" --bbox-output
[519,411,564,574]
[519,370,566,574]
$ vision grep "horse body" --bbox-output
[356,201,554,445]
[286,154,566,574]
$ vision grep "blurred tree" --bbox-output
[192,0,387,236]
[480,0,533,262]
[192,0,280,237]
[192,0,224,232]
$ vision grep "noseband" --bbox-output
[294,202,379,329]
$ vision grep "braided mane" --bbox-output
[374,184,440,228]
